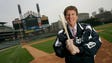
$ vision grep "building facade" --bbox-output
[78,13,89,22]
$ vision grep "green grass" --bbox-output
[98,31,112,42]
[94,23,112,43]
[32,39,55,53]
[0,45,34,63]
[95,23,112,30]
[28,36,56,44]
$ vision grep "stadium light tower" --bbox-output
[36,3,42,28]
[17,4,26,45]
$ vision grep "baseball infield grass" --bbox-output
[32,39,55,53]
[0,45,33,63]
[95,23,112,43]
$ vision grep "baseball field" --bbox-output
[0,23,112,63]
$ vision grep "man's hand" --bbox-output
[66,39,80,55]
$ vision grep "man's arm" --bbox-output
[78,25,102,56]
[53,30,66,58]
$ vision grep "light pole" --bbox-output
[17,4,26,45]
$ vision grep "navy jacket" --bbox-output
[53,23,102,63]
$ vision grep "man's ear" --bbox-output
[76,16,78,20]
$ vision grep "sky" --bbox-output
[0,0,112,27]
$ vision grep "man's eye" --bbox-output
[72,14,75,15]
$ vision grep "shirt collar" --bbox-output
[68,24,77,31]
[68,24,77,37]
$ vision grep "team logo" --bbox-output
[76,37,82,44]
[86,42,96,49]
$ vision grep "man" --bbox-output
[53,6,102,63]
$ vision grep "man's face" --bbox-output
[65,10,78,27]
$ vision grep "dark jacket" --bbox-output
[53,23,102,63]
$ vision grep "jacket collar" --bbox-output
[67,22,84,38]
